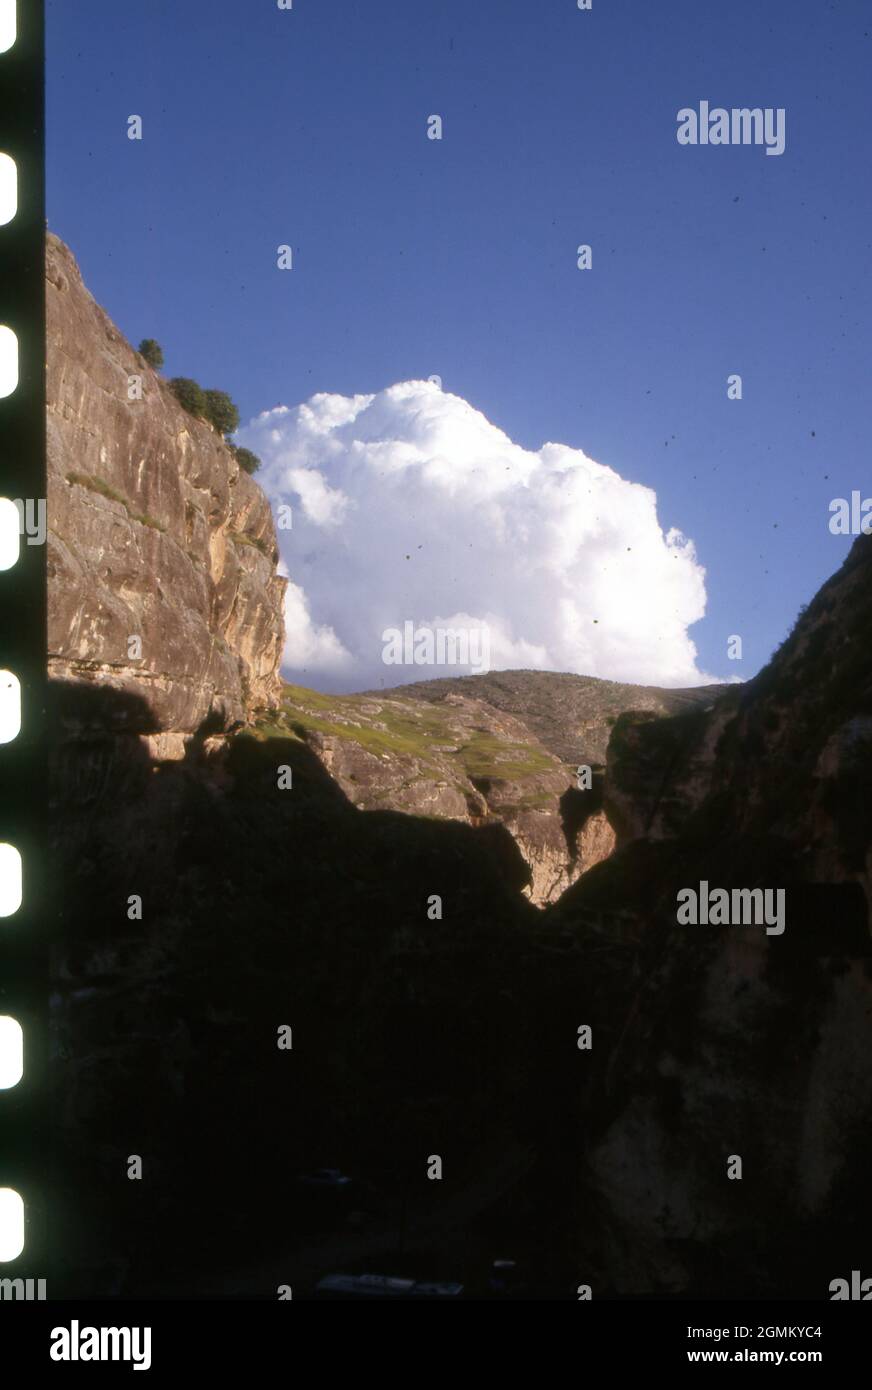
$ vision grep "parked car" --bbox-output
[297,1168,352,1189]
[313,1272,464,1299]
[314,1273,415,1298]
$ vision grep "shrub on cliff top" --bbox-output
[169,377,208,419]
[232,446,261,476]
[138,339,164,369]
[204,389,240,438]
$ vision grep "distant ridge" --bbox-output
[365,669,726,768]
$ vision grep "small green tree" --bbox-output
[138,339,164,370]
[204,389,240,438]
[232,446,262,476]
[169,377,208,418]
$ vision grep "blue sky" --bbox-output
[47,0,872,685]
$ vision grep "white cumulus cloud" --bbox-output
[239,381,712,691]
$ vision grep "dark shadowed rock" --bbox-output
[546,533,872,1294]
[604,532,872,912]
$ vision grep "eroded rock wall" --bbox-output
[46,233,286,746]
[549,533,872,1294]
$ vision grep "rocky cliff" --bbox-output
[41,230,720,901]
[267,674,722,906]
[45,231,871,1299]
[46,233,286,755]
[547,533,872,1294]
[260,683,615,905]
[604,534,872,915]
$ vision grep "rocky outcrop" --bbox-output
[261,661,734,905]
[603,702,726,845]
[547,533,872,1294]
[277,670,728,905]
[266,683,615,905]
[46,233,286,749]
[603,534,872,914]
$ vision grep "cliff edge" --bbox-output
[46,232,287,753]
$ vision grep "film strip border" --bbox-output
[0,0,49,1283]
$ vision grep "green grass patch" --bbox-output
[130,511,166,532]
[66,471,127,506]
[286,707,443,761]
[231,531,271,557]
[248,721,306,744]
[281,683,347,712]
[280,687,456,760]
[268,685,555,786]
[458,730,554,781]
[66,472,166,533]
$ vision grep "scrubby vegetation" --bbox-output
[137,338,164,369]
[168,378,238,438]
[65,472,166,532]
[231,531,271,558]
[385,669,723,768]
[260,683,557,791]
[168,377,261,467]
[168,372,244,439]
[142,343,260,466]
[169,376,208,419]
[203,388,239,437]
[66,470,126,505]
[231,445,262,475]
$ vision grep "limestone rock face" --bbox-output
[46,233,286,739]
[269,685,590,905]
[279,671,720,904]
[575,808,616,876]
